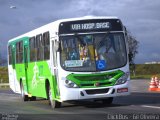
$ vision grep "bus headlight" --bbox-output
[64,80,78,88]
[115,72,129,85]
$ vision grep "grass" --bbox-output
[0,67,8,83]
[130,64,160,80]
[130,75,151,80]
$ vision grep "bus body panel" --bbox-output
[8,16,130,105]
[8,65,21,93]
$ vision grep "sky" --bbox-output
[0,0,160,64]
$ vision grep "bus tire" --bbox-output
[48,85,61,109]
[30,96,36,101]
[20,82,29,101]
[102,97,113,105]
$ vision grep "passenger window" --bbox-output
[16,41,23,63]
[43,32,50,60]
[36,34,43,61]
[29,37,37,62]
[8,45,12,65]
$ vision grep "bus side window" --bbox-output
[16,42,19,63]
[36,34,43,61]
[16,41,23,63]
[19,41,23,63]
[43,32,50,60]
[29,37,37,62]
[8,45,12,65]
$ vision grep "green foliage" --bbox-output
[135,64,160,75]
[126,30,139,65]
[131,75,152,79]
[0,67,8,83]
[130,64,160,79]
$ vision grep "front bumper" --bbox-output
[60,81,130,102]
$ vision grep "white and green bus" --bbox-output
[8,16,130,108]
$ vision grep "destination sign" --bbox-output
[71,22,110,31]
[59,19,123,34]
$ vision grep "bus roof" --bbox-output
[55,16,119,23]
[8,16,120,43]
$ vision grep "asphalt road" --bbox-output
[0,80,160,120]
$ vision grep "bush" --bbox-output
[134,64,160,75]
[0,67,8,83]
[130,64,160,79]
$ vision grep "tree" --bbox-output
[126,29,139,76]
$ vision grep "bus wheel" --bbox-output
[48,86,61,109]
[30,96,36,101]
[102,97,113,105]
[20,82,29,101]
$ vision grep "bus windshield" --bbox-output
[60,33,127,72]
